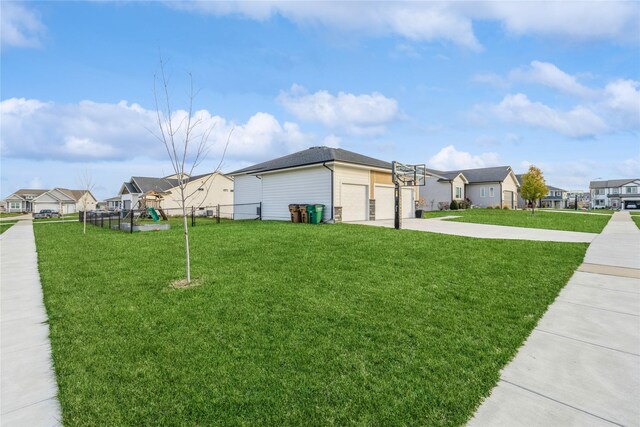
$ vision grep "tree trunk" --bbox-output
[182,205,191,284]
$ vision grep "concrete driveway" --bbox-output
[350,217,597,243]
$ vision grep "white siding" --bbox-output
[375,185,395,220]
[261,166,332,221]
[401,187,414,219]
[162,174,234,217]
[233,174,262,220]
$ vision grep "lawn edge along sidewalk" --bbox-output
[468,211,640,427]
[1,220,62,427]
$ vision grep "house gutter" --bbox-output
[322,162,334,221]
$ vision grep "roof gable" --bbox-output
[230,146,392,175]
[451,166,513,184]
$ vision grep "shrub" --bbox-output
[458,199,471,210]
[450,200,459,210]
[438,201,450,211]
[502,205,510,210]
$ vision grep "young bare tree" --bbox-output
[78,169,95,235]
[151,59,230,285]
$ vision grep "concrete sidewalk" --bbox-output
[351,217,598,243]
[1,220,61,426]
[469,211,640,426]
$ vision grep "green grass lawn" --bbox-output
[0,212,24,218]
[35,221,587,426]
[631,216,640,229]
[0,221,17,234]
[422,208,610,233]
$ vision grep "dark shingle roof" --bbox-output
[15,189,48,197]
[424,168,463,181]
[131,177,179,193]
[450,166,514,184]
[590,179,639,189]
[230,146,392,175]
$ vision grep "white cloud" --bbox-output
[0,2,46,50]
[277,84,399,136]
[428,145,500,170]
[322,134,341,148]
[480,2,639,44]
[472,73,510,89]
[617,156,640,177]
[602,79,640,129]
[169,1,639,48]
[509,61,596,98]
[491,93,608,138]
[0,98,312,164]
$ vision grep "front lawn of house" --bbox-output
[35,220,587,426]
[0,221,17,234]
[422,208,610,233]
[631,215,640,229]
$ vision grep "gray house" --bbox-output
[419,168,468,211]
[590,178,640,210]
[456,166,520,209]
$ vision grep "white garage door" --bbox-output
[401,188,414,219]
[375,185,395,220]
[34,203,59,213]
[341,184,368,222]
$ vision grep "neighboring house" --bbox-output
[0,200,5,212]
[454,166,519,209]
[540,186,568,209]
[419,168,468,211]
[105,196,123,211]
[230,146,422,222]
[4,189,49,213]
[566,190,589,209]
[515,174,567,209]
[118,172,234,214]
[33,188,97,214]
[590,179,640,210]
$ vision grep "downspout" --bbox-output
[322,162,334,221]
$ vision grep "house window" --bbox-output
[9,202,21,210]
[626,186,638,194]
[612,188,619,194]
[480,188,486,197]
[595,189,604,195]
[455,187,462,199]
[489,187,494,197]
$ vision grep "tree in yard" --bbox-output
[150,59,230,286]
[520,165,548,214]
[78,169,95,235]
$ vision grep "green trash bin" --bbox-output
[306,204,315,224]
[309,204,324,224]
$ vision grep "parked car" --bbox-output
[33,209,61,219]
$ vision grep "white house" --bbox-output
[230,146,421,222]
[117,172,234,215]
[33,188,97,214]
[590,179,640,210]
[4,188,96,213]
[4,189,48,213]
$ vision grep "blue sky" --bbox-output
[1,1,639,200]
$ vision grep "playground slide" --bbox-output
[147,207,160,222]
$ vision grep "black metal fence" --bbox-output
[79,202,262,233]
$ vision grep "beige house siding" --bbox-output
[161,174,234,212]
